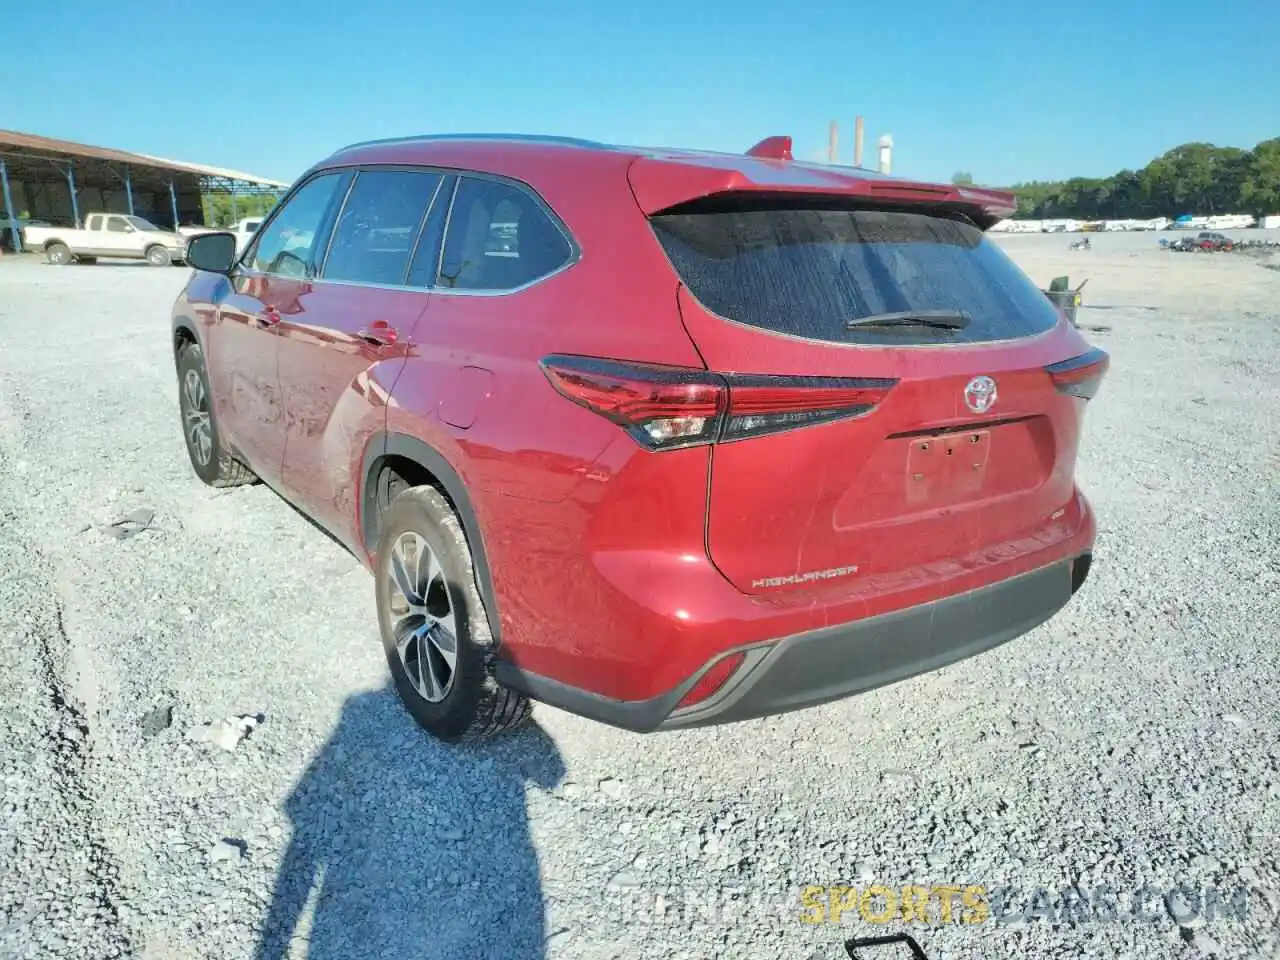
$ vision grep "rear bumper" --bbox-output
[496,551,1091,732]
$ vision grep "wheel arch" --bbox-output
[362,433,503,647]
[172,320,200,370]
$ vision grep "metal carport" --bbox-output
[0,130,288,253]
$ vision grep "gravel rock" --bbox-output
[597,777,625,800]
[208,840,244,865]
[139,705,173,739]
[1181,929,1222,956]
[187,715,260,752]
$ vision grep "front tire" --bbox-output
[375,486,531,742]
[175,343,257,488]
[146,245,171,266]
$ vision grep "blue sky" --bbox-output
[6,0,1277,187]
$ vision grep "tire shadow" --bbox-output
[255,686,565,959]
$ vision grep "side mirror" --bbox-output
[186,232,238,274]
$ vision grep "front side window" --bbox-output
[322,170,443,286]
[247,173,346,279]
[437,177,572,291]
[105,216,127,233]
[126,216,159,232]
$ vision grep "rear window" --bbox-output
[650,205,1061,345]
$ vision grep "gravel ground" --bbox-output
[0,237,1277,960]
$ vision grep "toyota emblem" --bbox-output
[963,376,998,414]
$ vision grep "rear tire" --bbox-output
[375,486,531,742]
[175,343,257,488]
[46,242,71,265]
[146,245,171,267]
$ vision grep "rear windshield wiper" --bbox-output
[846,310,971,330]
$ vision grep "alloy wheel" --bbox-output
[182,368,213,466]
[387,531,458,703]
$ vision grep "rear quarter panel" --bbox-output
[383,148,711,673]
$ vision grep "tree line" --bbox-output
[200,192,280,227]
[1001,138,1280,220]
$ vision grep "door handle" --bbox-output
[356,320,399,346]
[256,305,281,326]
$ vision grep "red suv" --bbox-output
[174,133,1107,742]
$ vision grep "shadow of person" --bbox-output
[255,686,565,960]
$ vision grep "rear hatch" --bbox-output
[645,193,1106,595]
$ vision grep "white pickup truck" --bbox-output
[24,213,188,266]
[231,216,263,256]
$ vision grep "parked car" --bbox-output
[25,212,188,265]
[172,133,1108,742]
[1193,231,1234,251]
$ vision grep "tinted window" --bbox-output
[248,173,346,279]
[438,178,572,291]
[322,170,443,286]
[87,215,103,230]
[105,216,127,233]
[406,177,455,289]
[651,206,1062,345]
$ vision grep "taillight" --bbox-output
[539,355,725,449]
[1046,347,1109,400]
[723,375,897,441]
[540,355,896,450]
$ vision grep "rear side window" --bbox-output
[323,170,443,286]
[650,205,1061,345]
[437,177,572,291]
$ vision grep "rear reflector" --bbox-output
[1046,347,1110,400]
[540,355,896,450]
[676,652,746,709]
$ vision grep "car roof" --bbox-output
[317,133,1017,227]
[325,132,896,181]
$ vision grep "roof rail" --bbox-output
[334,133,614,153]
[745,135,793,161]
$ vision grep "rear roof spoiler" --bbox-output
[628,139,1016,230]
